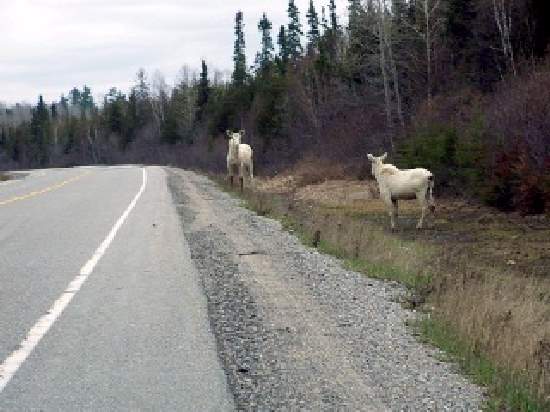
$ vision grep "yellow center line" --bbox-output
[0,172,91,207]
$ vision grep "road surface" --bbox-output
[0,166,232,411]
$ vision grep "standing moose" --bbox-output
[226,130,253,191]
[367,153,435,230]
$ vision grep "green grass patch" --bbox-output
[279,214,314,246]
[345,257,431,289]
[417,317,548,412]
[311,238,427,288]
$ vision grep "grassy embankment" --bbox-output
[213,170,550,411]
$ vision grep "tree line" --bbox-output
[1,0,549,213]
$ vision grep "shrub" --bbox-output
[395,119,485,195]
[484,144,548,214]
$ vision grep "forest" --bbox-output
[1,0,549,214]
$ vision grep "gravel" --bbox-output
[167,169,485,411]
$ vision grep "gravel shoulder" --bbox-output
[167,169,485,411]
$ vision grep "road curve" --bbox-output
[0,166,232,410]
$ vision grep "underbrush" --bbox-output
[214,173,550,411]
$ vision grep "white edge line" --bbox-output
[0,167,148,393]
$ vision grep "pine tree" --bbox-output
[233,11,247,86]
[306,0,320,54]
[287,0,303,60]
[197,60,210,121]
[256,13,274,72]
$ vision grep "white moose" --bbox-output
[367,153,435,230]
[226,129,253,191]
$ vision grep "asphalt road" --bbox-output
[0,166,233,411]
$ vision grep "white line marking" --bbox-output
[0,167,148,393]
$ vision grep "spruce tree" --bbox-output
[348,0,364,54]
[321,6,328,32]
[161,89,181,144]
[104,88,126,137]
[232,11,247,86]
[59,95,69,117]
[287,0,303,60]
[69,87,81,107]
[81,86,94,110]
[126,89,138,144]
[445,0,476,59]
[80,85,94,119]
[30,95,50,166]
[348,0,362,30]
[50,103,57,121]
[306,0,320,54]
[277,25,290,67]
[257,13,274,72]
[391,0,407,25]
[197,60,210,121]
[131,69,153,127]
[329,0,339,31]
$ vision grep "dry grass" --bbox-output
[224,168,550,408]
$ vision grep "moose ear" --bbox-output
[381,152,388,161]
[367,154,375,161]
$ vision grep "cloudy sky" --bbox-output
[0,0,349,105]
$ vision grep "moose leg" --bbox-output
[416,191,427,229]
[392,199,400,231]
[239,163,245,192]
[417,206,428,229]
[383,194,396,231]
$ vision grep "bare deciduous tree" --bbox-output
[419,0,443,106]
[493,0,517,76]
[377,0,394,150]
[151,70,170,138]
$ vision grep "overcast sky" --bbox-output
[0,0,349,105]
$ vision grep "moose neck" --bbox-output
[230,139,239,158]
[373,163,383,182]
